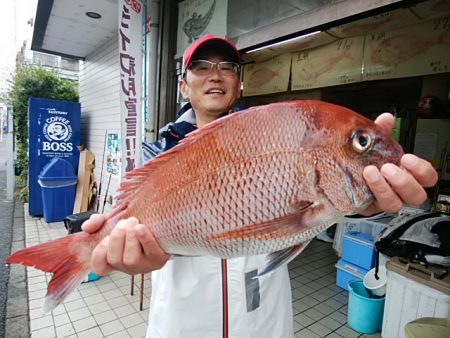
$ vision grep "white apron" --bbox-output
[147,255,294,338]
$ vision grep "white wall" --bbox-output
[79,36,121,212]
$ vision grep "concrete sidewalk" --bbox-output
[4,196,28,338]
[1,132,28,338]
[1,165,377,337]
[9,207,151,338]
[6,207,378,338]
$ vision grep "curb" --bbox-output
[5,201,29,338]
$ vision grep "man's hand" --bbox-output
[361,113,438,215]
[82,214,169,275]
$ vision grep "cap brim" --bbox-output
[192,40,240,63]
[183,36,240,71]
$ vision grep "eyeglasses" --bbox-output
[188,60,240,76]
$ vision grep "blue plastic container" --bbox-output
[342,231,376,270]
[335,259,368,291]
[38,158,77,223]
[348,280,385,334]
[82,272,101,283]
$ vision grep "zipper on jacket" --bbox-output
[221,259,229,338]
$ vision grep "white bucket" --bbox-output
[363,265,387,297]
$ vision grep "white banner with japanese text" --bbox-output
[119,0,143,175]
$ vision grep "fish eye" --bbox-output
[352,131,372,153]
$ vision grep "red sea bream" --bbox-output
[7,100,403,311]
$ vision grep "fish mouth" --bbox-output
[381,138,404,166]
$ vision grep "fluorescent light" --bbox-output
[246,31,321,53]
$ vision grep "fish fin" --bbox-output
[114,113,238,211]
[258,242,311,276]
[209,201,315,241]
[6,232,93,313]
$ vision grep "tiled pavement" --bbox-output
[22,208,381,338]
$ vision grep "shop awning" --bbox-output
[32,0,118,60]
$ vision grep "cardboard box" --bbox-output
[73,148,96,213]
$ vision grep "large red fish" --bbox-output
[7,100,403,312]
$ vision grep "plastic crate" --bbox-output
[342,232,376,270]
[382,257,450,338]
[333,217,390,256]
[335,259,368,291]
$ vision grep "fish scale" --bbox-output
[6,100,403,312]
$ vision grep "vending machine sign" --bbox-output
[42,115,74,152]
[28,97,80,216]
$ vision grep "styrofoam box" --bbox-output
[382,269,450,338]
[342,232,376,270]
[335,259,368,291]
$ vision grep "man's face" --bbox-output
[180,51,241,121]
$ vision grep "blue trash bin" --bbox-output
[38,157,77,223]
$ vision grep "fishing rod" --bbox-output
[96,130,108,212]
[101,173,112,214]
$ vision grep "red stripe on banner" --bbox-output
[221,259,229,338]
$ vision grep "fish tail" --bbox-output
[6,232,96,312]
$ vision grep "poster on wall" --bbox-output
[291,36,364,91]
[107,133,121,175]
[243,53,292,97]
[177,0,228,58]
[328,9,418,38]
[410,1,450,21]
[363,16,450,81]
[119,0,143,174]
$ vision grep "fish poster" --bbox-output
[176,0,228,58]
[328,9,418,38]
[410,1,450,21]
[363,16,450,81]
[243,53,292,97]
[291,36,364,91]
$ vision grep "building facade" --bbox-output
[31,0,450,209]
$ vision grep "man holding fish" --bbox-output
[80,35,437,337]
[7,34,437,337]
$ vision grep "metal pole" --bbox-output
[6,110,15,200]
[146,0,160,142]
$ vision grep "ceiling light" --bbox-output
[246,31,321,54]
[86,12,102,19]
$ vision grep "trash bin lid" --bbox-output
[343,231,374,245]
[39,157,76,178]
[38,177,77,188]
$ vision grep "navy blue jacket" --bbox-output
[142,103,197,162]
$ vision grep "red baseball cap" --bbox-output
[183,34,241,71]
